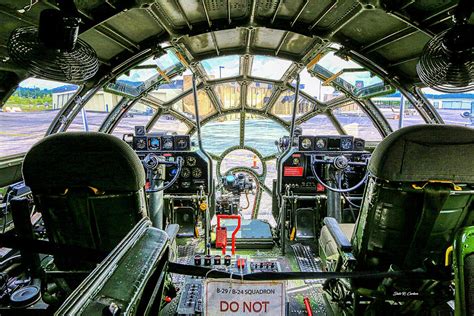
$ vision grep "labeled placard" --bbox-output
[205,279,285,315]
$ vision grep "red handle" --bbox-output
[217,215,241,255]
[304,297,313,316]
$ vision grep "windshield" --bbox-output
[1,78,79,157]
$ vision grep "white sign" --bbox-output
[205,279,286,315]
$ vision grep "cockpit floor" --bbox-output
[164,238,331,315]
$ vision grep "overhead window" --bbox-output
[201,55,240,79]
[106,49,184,97]
[1,78,79,157]
[251,56,292,80]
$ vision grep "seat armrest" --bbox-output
[165,224,179,244]
[323,217,352,252]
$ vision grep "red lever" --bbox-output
[216,214,241,255]
[304,297,313,316]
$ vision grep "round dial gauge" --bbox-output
[315,138,326,149]
[186,156,197,167]
[149,137,160,150]
[181,167,191,178]
[136,138,146,150]
[192,168,202,178]
[341,138,353,150]
[301,138,312,150]
[162,138,173,150]
[176,138,188,149]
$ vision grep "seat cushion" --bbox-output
[320,223,355,261]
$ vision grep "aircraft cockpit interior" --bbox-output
[0,0,473,315]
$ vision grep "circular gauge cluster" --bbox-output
[315,138,326,149]
[341,138,353,150]
[192,168,202,178]
[162,137,174,150]
[181,167,191,178]
[186,156,197,167]
[301,138,312,150]
[148,137,160,150]
[135,137,147,150]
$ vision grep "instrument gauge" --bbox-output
[315,138,326,149]
[186,156,197,167]
[176,138,188,150]
[301,138,312,150]
[181,167,191,179]
[341,138,353,150]
[136,138,147,150]
[148,137,160,150]
[192,168,202,178]
[162,138,173,150]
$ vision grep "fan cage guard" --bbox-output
[417,29,473,93]
[8,26,99,84]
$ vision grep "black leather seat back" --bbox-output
[352,125,474,270]
[23,132,147,269]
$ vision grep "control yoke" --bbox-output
[310,154,369,193]
[143,154,184,192]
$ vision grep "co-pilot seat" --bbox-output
[22,132,148,271]
[320,125,474,286]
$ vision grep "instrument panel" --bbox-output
[128,127,210,194]
[135,150,210,194]
[298,135,365,152]
[280,135,369,194]
[133,134,191,152]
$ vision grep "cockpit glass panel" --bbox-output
[105,49,185,97]
[152,70,192,103]
[1,78,79,157]
[298,68,333,102]
[149,114,190,134]
[112,102,155,138]
[299,114,340,135]
[246,82,273,109]
[339,71,383,89]
[220,149,263,175]
[215,83,241,109]
[270,90,313,121]
[244,114,287,157]
[201,55,240,79]
[332,101,382,141]
[251,56,292,80]
[67,91,122,132]
[199,113,241,155]
[318,51,359,74]
[421,88,474,128]
[171,89,216,120]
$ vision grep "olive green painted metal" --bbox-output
[0,154,23,187]
[55,218,170,316]
[454,226,474,316]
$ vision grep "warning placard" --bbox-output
[205,279,286,315]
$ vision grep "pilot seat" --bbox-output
[22,132,149,271]
[319,124,474,314]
